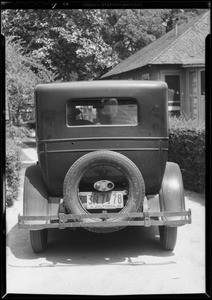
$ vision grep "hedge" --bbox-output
[168,116,205,194]
[6,125,22,206]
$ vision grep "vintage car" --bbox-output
[18,80,191,253]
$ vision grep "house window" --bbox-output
[165,75,181,116]
[200,70,205,95]
[142,73,150,80]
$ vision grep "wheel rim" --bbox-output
[78,164,130,214]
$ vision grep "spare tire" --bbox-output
[63,150,145,233]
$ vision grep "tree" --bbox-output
[6,37,55,125]
[101,9,168,61]
[2,9,119,80]
[2,8,208,81]
[160,8,207,32]
[44,9,119,80]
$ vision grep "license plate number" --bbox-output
[87,191,124,209]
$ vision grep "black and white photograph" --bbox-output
[2,1,210,297]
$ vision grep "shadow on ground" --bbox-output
[7,223,175,267]
[184,190,205,207]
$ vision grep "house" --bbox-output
[101,11,210,119]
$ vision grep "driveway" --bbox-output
[5,140,206,295]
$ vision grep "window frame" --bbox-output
[66,97,139,128]
[160,70,183,113]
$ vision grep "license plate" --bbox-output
[86,191,124,209]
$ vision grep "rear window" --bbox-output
[66,98,138,126]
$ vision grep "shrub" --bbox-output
[6,126,22,206]
[6,37,55,125]
[168,116,205,194]
[6,123,29,144]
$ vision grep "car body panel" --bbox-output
[35,80,168,196]
[19,80,192,233]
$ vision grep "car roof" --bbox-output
[36,80,167,91]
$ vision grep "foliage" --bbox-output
[48,10,119,80]
[2,9,119,81]
[6,136,22,207]
[6,123,30,144]
[2,9,207,81]
[160,8,208,32]
[101,9,167,61]
[6,36,56,125]
[168,116,205,194]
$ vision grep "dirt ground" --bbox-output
[5,164,206,296]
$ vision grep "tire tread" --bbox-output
[63,150,145,233]
[30,230,48,253]
[159,226,177,251]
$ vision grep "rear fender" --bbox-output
[159,162,185,223]
[23,165,49,217]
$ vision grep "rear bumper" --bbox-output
[18,210,191,230]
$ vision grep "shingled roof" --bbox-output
[101,11,210,78]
